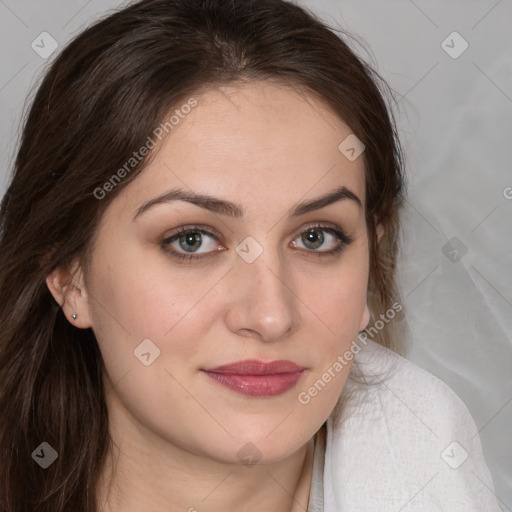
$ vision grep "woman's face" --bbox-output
[53,80,371,465]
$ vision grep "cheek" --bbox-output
[87,249,225,373]
[87,257,221,434]
[295,255,369,333]
[291,261,368,414]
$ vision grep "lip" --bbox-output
[203,359,305,375]
[201,359,306,397]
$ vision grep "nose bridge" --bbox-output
[226,235,299,341]
[244,250,287,303]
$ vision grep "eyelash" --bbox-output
[160,223,353,262]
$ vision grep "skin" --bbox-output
[47,80,383,512]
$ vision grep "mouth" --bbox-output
[200,359,306,397]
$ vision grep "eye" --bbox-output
[161,225,223,261]
[160,223,353,262]
[290,224,353,256]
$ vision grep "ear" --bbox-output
[359,302,370,332]
[359,220,383,333]
[45,258,93,329]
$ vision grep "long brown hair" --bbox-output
[0,0,406,510]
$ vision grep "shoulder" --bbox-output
[324,339,502,511]
[350,338,474,436]
[332,338,474,437]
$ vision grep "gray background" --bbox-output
[1,0,510,507]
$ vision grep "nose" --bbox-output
[223,246,301,343]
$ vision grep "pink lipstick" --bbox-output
[201,359,306,397]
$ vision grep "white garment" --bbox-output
[307,339,503,511]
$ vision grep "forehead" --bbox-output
[111,80,366,218]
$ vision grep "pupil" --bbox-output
[180,232,202,252]
[303,229,323,249]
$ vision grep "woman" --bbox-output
[0,0,501,510]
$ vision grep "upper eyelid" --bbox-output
[163,225,222,243]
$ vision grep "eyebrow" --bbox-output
[133,184,362,221]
